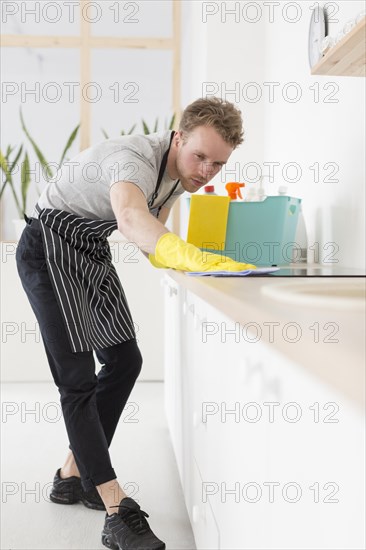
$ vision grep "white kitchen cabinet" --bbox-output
[164,275,365,550]
[262,342,365,550]
[163,275,185,482]
[190,456,220,549]
[180,287,197,513]
[182,291,272,549]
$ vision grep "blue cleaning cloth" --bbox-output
[185,267,280,277]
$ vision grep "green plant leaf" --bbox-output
[102,128,109,139]
[142,119,150,135]
[153,117,159,132]
[21,152,31,214]
[0,149,12,199]
[168,113,176,129]
[120,124,137,136]
[9,144,24,178]
[0,144,24,184]
[0,148,22,214]
[20,107,53,179]
[59,123,80,167]
[2,144,25,199]
[6,145,13,158]
[0,149,12,181]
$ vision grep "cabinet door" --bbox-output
[176,288,365,549]
[191,297,272,549]
[163,275,183,479]
[190,456,220,550]
[182,294,365,550]
[262,342,365,550]
[180,290,201,515]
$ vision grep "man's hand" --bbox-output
[154,233,257,272]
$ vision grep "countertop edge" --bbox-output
[165,269,365,410]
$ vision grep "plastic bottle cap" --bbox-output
[278,185,288,195]
[204,185,215,193]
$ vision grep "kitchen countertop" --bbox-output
[166,264,365,409]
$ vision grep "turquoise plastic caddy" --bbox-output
[201,196,302,266]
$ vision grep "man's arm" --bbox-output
[157,206,171,225]
[110,181,169,254]
[110,181,256,272]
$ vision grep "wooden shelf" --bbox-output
[312,16,366,76]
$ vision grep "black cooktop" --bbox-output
[266,266,366,277]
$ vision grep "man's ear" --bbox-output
[175,130,185,146]
[174,130,181,145]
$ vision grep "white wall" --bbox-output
[262,1,365,268]
[1,1,174,240]
[180,1,365,270]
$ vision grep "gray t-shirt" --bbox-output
[31,130,184,220]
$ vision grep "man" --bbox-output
[15,97,255,549]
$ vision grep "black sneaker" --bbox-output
[101,497,165,550]
[49,468,106,511]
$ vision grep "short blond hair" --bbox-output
[179,97,244,149]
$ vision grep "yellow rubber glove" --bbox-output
[154,233,257,272]
[148,254,167,269]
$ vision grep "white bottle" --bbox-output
[257,175,267,202]
[277,187,307,263]
[246,187,257,202]
[278,185,288,196]
[292,202,308,263]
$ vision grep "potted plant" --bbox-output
[101,113,176,138]
[0,144,29,239]
[0,107,80,239]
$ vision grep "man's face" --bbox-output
[174,126,234,193]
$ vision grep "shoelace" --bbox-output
[110,503,150,534]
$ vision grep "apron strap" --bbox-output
[148,130,176,210]
[156,180,180,218]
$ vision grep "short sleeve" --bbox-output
[101,150,157,199]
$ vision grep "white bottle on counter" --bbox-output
[276,186,307,262]
[278,185,288,196]
[293,202,308,263]
[245,187,257,202]
[257,175,267,202]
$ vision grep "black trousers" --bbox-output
[15,217,143,491]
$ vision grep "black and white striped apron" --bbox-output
[29,130,179,354]
[33,203,135,353]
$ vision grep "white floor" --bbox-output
[1,381,196,550]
